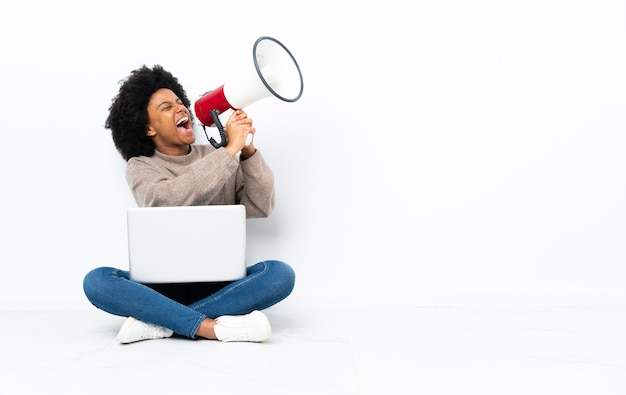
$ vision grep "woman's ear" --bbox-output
[146,126,156,137]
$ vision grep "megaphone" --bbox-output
[194,36,304,148]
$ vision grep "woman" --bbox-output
[83,65,295,344]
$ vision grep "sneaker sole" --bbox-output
[116,316,139,344]
[252,311,272,342]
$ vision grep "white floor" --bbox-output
[1,296,625,395]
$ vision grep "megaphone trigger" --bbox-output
[245,133,254,147]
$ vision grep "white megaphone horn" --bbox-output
[194,36,304,148]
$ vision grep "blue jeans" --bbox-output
[83,260,295,339]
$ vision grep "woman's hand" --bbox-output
[224,109,256,157]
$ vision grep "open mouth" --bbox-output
[176,116,193,133]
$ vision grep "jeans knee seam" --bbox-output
[191,261,270,312]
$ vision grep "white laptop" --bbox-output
[127,205,247,283]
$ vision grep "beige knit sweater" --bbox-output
[125,144,275,218]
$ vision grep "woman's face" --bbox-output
[146,88,195,155]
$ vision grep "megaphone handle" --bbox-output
[208,109,228,148]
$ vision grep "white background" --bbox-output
[0,0,624,309]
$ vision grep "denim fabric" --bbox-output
[83,261,295,338]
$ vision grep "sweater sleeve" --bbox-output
[126,148,240,207]
[237,150,275,218]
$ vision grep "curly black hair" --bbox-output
[105,65,192,161]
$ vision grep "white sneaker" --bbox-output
[116,317,174,344]
[214,310,272,342]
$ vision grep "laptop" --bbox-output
[127,205,247,283]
